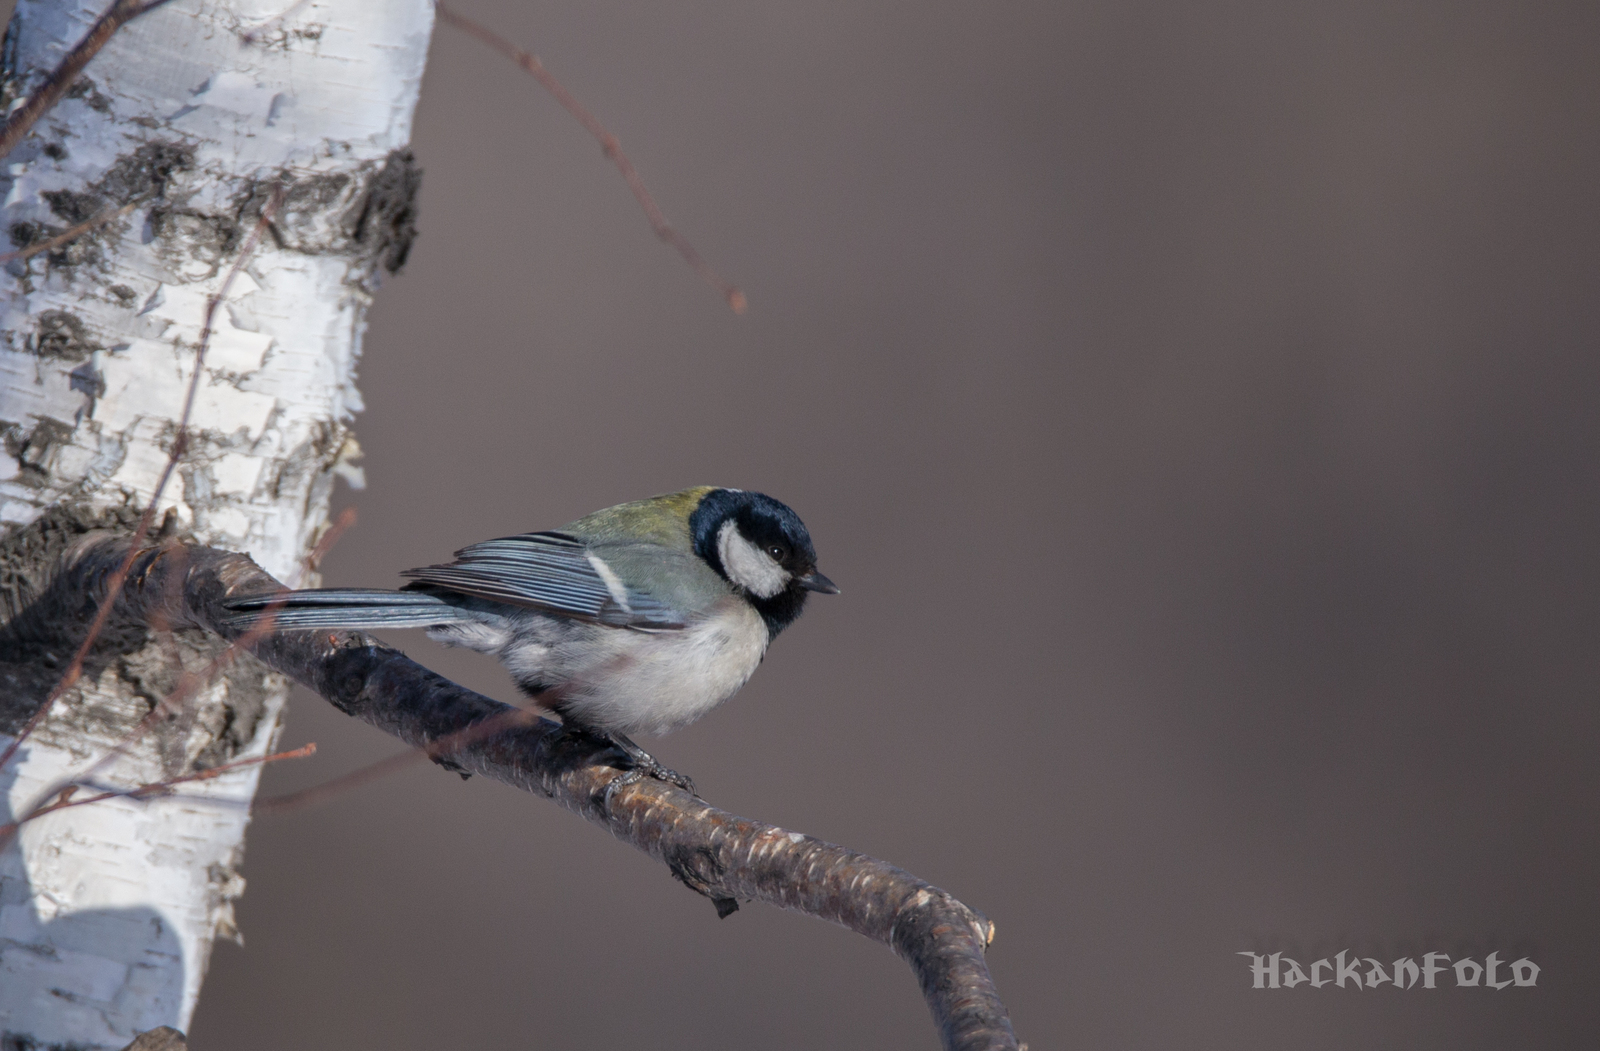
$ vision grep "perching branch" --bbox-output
[40,537,1020,1051]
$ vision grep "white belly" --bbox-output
[559,600,769,736]
[432,599,770,737]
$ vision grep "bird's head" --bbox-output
[690,488,838,635]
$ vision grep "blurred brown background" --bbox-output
[154,0,1600,1046]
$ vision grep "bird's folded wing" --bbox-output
[400,531,687,629]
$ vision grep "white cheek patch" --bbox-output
[717,520,791,599]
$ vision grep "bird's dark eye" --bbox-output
[768,545,787,562]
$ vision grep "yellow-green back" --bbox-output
[559,487,719,550]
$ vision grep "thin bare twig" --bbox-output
[66,589,279,782]
[0,201,140,264]
[258,689,538,813]
[82,510,352,770]
[0,505,355,849]
[0,743,317,839]
[182,183,286,436]
[304,506,359,575]
[256,749,422,813]
[0,185,286,774]
[0,0,175,162]
[434,2,747,315]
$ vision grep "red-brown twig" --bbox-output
[305,506,359,576]
[70,591,284,783]
[0,504,353,842]
[0,0,175,163]
[0,185,286,774]
[0,743,317,839]
[1,506,357,848]
[183,184,286,435]
[434,2,747,315]
[0,201,140,264]
[86,506,355,771]
[255,749,424,814]
[257,696,539,814]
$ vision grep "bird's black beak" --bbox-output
[797,569,840,594]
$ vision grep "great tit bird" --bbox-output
[225,487,837,790]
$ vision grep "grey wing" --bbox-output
[399,531,687,630]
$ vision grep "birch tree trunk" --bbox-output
[0,2,432,1045]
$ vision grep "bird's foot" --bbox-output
[602,731,696,796]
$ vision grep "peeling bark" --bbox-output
[0,1,432,1046]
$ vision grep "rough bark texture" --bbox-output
[0,1,433,1046]
[56,537,1022,1051]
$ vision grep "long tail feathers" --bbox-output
[222,588,475,631]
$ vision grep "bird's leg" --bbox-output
[544,708,697,796]
[536,685,695,795]
[601,731,696,796]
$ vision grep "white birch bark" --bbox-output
[0,1,433,1045]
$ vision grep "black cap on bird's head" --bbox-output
[690,488,838,636]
